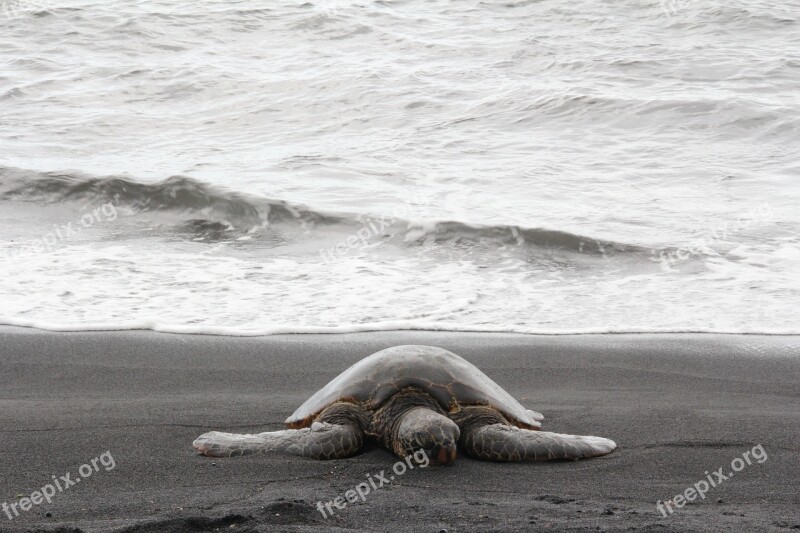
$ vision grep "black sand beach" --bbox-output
[1,327,798,532]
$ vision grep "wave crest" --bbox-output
[0,166,341,227]
[0,167,648,254]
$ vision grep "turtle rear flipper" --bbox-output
[193,421,363,459]
[462,424,616,462]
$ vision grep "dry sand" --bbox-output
[0,327,798,532]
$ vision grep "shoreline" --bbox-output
[0,329,798,532]
[2,323,800,338]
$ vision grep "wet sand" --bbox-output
[0,327,798,532]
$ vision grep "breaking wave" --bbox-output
[0,166,342,227]
[0,167,652,255]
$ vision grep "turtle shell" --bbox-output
[285,345,540,430]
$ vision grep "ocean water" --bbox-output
[0,0,798,335]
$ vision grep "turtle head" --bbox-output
[397,407,460,466]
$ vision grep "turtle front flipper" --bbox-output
[462,424,616,461]
[526,409,544,423]
[193,421,364,460]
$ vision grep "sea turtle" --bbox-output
[193,345,616,464]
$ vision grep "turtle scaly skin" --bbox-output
[193,346,616,464]
[452,406,614,461]
[194,403,367,459]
